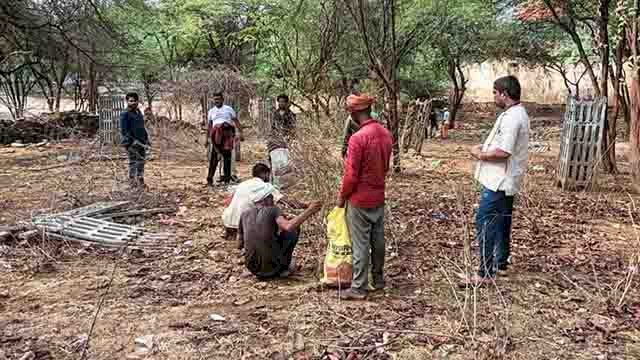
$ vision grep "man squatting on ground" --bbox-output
[467,75,529,284]
[206,92,243,186]
[337,93,393,300]
[120,92,150,188]
[238,181,322,279]
[222,162,308,241]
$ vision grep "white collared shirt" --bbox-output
[208,105,237,126]
[474,104,530,196]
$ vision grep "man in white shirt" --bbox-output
[206,92,243,186]
[467,75,529,284]
[223,162,307,244]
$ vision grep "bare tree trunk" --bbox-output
[46,98,54,112]
[55,56,70,112]
[447,59,466,129]
[631,77,640,190]
[629,0,640,191]
[87,42,98,113]
[608,28,630,162]
[0,68,35,120]
[388,85,401,173]
[201,93,208,128]
[88,64,97,113]
[598,0,617,174]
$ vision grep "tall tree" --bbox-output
[517,0,620,173]
[342,0,434,171]
[616,0,640,190]
[249,0,346,117]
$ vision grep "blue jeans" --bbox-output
[476,187,514,278]
[276,229,299,274]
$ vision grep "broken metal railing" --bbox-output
[31,201,176,249]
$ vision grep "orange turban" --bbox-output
[346,94,376,112]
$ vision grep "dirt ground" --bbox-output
[1,108,639,360]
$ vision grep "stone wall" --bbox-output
[0,111,99,145]
[463,61,603,105]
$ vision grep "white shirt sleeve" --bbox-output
[496,114,521,155]
[228,106,237,120]
[273,189,284,203]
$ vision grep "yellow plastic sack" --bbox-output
[322,207,353,287]
[322,207,375,290]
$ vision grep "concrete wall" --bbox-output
[463,61,599,105]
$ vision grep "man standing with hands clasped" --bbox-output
[466,75,529,285]
[120,92,150,189]
[337,93,393,300]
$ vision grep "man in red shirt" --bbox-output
[337,93,393,300]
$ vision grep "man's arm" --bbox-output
[470,144,511,161]
[338,137,363,206]
[471,118,519,161]
[276,201,322,233]
[120,112,131,147]
[233,117,243,140]
[231,107,242,140]
[205,111,212,147]
[237,214,245,250]
[278,195,307,209]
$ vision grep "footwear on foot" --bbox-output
[372,283,386,291]
[339,289,367,301]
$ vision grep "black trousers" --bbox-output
[207,146,232,184]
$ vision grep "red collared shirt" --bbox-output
[340,119,393,208]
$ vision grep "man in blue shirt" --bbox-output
[120,92,150,188]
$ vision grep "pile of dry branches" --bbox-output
[286,112,345,275]
[160,67,257,122]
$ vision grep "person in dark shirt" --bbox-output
[119,92,150,188]
[271,94,296,142]
[238,183,321,279]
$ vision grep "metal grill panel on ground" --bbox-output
[557,96,606,190]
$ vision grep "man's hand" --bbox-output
[309,201,323,212]
[470,145,483,160]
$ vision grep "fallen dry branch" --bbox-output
[0,224,35,243]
